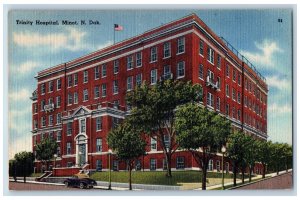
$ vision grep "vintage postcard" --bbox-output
[6,6,294,194]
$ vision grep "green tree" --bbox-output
[14,151,35,183]
[256,140,272,178]
[107,118,146,190]
[126,80,202,177]
[35,137,58,171]
[282,143,293,172]
[244,137,259,182]
[269,142,293,174]
[175,103,231,190]
[227,131,249,186]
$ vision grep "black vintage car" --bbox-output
[63,175,97,189]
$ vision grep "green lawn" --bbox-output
[90,171,241,186]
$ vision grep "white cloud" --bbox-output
[241,40,282,67]
[15,61,40,74]
[9,136,32,159]
[266,75,290,91]
[269,103,292,115]
[96,40,113,50]
[9,88,31,101]
[13,27,89,52]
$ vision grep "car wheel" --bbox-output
[79,182,85,189]
[64,182,69,187]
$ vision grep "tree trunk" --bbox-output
[202,164,207,190]
[233,162,237,186]
[262,164,266,178]
[166,153,172,177]
[128,163,132,190]
[249,166,253,182]
[242,168,245,184]
[23,175,26,183]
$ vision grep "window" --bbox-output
[66,142,71,155]
[67,122,72,136]
[56,113,61,124]
[73,92,78,104]
[216,160,221,172]
[57,147,61,157]
[112,117,121,129]
[67,75,72,87]
[113,60,119,74]
[113,100,119,109]
[136,52,142,67]
[150,46,157,62]
[226,64,230,77]
[49,131,54,139]
[113,160,119,171]
[151,137,157,151]
[163,42,171,58]
[41,132,45,140]
[127,76,133,91]
[199,40,204,55]
[150,159,156,171]
[48,98,53,105]
[207,92,214,107]
[208,159,213,171]
[101,64,107,78]
[57,79,61,90]
[226,85,229,97]
[34,104,38,113]
[150,69,157,85]
[113,80,118,94]
[238,74,241,85]
[96,117,102,131]
[48,81,54,92]
[136,74,142,87]
[164,135,170,149]
[177,61,185,78]
[83,89,89,101]
[207,47,214,64]
[217,77,221,89]
[135,160,142,171]
[177,37,185,54]
[96,160,102,171]
[41,83,46,94]
[102,84,107,97]
[199,64,204,79]
[226,104,230,116]
[238,92,241,104]
[176,157,185,169]
[238,109,241,121]
[94,66,100,79]
[41,99,45,111]
[94,86,100,99]
[67,162,73,168]
[244,96,248,107]
[232,107,235,119]
[74,73,78,86]
[57,131,61,141]
[207,70,214,81]
[233,69,236,82]
[217,55,221,69]
[216,97,220,111]
[54,96,60,108]
[68,93,72,105]
[162,65,172,80]
[232,88,236,101]
[127,55,134,70]
[83,70,88,83]
[49,115,53,126]
[33,120,38,129]
[80,119,86,133]
[41,116,46,127]
[96,138,102,152]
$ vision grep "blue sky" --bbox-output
[8,9,293,159]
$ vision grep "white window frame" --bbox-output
[56,113,61,124]
[56,79,61,90]
[150,159,156,171]
[136,73,142,87]
[57,130,61,142]
[150,69,157,85]
[113,80,118,95]
[56,96,61,108]
[216,97,220,111]
[163,42,171,58]
[67,75,72,88]
[41,83,46,95]
[177,61,185,79]
[83,89,89,102]
[150,46,157,62]
[208,159,213,171]
[127,55,134,70]
[67,122,72,136]
[74,73,78,86]
[207,92,214,108]
[66,142,71,155]
[83,70,88,83]
[150,136,157,151]
[49,115,53,126]
[177,37,185,54]
[226,84,229,97]
[136,52,142,67]
[127,76,133,91]
[207,47,214,64]
[96,138,102,152]
[94,86,100,99]
[74,92,78,104]
[217,54,221,69]
[94,66,100,80]
[79,118,86,133]
[113,60,119,74]
[199,64,204,80]
[199,39,204,56]
[96,117,102,131]
[101,64,107,78]
[102,84,107,97]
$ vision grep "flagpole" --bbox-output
[113,24,115,44]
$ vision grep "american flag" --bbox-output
[114,24,123,31]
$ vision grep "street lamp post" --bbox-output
[108,149,112,190]
[53,154,57,170]
[221,145,227,190]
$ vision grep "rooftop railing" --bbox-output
[219,37,266,82]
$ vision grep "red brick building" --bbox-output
[31,14,268,175]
